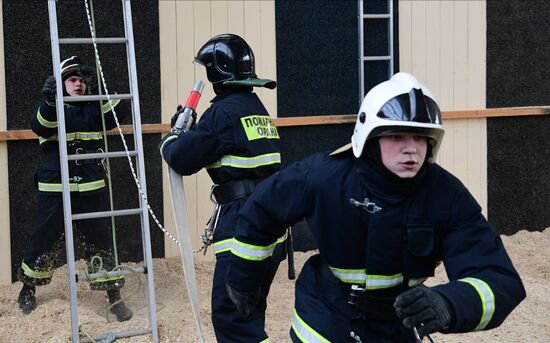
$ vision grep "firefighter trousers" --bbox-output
[212,252,281,343]
[19,190,122,289]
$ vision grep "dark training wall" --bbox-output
[275,0,360,251]
[275,0,359,117]
[486,0,550,234]
[3,0,164,281]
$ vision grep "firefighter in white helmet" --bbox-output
[225,72,525,342]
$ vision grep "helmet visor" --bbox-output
[370,126,438,140]
[377,88,441,124]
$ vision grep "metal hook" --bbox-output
[413,325,435,343]
[349,197,382,213]
[209,184,219,204]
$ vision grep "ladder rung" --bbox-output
[59,37,127,44]
[80,328,153,343]
[78,267,145,281]
[364,56,391,61]
[72,208,143,221]
[63,94,133,102]
[363,14,391,19]
[68,150,138,161]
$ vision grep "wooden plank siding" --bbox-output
[399,0,488,214]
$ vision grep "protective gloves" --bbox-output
[394,285,454,338]
[226,283,260,318]
[77,64,97,94]
[42,75,57,106]
[170,105,197,130]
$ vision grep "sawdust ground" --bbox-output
[0,228,548,342]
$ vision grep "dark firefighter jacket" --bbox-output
[227,147,525,335]
[160,89,282,251]
[31,99,130,195]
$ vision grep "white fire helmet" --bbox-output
[351,72,445,161]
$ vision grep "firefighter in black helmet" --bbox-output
[17,56,133,322]
[160,34,285,342]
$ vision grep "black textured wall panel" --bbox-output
[4,0,163,280]
[487,0,550,233]
[275,0,359,117]
[486,116,550,234]
[278,124,354,167]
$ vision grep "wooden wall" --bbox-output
[399,0,487,214]
[158,1,277,260]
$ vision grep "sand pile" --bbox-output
[1,228,548,342]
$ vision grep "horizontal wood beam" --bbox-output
[1,106,549,141]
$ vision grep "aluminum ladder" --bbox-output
[46,0,158,341]
[358,0,395,101]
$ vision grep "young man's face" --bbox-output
[64,76,86,96]
[378,134,428,178]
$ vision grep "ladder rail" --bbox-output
[46,2,81,342]
[122,1,159,338]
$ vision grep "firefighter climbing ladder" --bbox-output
[47,0,159,341]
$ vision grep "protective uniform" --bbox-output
[160,34,285,342]
[226,73,525,342]
[18,57,132,320]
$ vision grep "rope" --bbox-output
[83,256,141,323]
[83,0,180,245]
[88,0,120,267]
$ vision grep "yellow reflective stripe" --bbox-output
[101,98,121,114]
[291,308,331,343]
[366,273,404,289]
[328,267,404,289]
[90,275,124,283]
[213,238,233,255]
[159,134,178,156]
[38,179,106,193]
[205,153,281,169]
[230,233,287,261]
[240,115,280,141]
[78,180,107,192]
[37,109,58,129]
[259,339,272,343]
[329,267,366,284]
[459,277,495,331]
[39,131,104,144]
[21,261,54,279]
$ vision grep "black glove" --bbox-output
[226,283,260,318]
[78,65,98,95]
[170,105,197,130]
[42,75,56,106]
[394,285,454,338]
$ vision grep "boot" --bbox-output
[107,289,133,322]
[17,284,37,315]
